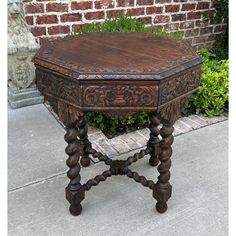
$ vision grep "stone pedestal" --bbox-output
[8,48,44,109]
[8,87,44,109]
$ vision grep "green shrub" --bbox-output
[71,14,183,40]
[204,0,228,60]
[86,111,150,134]
[210,0,228,24]
[212,31,228,60]
[188,48,228,116]
[211,0,228,60]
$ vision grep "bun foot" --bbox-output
[80,157,91,167]
[149,156,159,166]
[156,202,167,213]
[69,204,82,216]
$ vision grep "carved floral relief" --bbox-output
[82,85,158,107]
[159,68,201,105]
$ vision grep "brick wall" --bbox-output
[23,0,227,49]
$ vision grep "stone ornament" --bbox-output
[8,0,43,108]
[8,0,39,90]
[8,0,39,54]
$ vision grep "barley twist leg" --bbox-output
[78,114,91,167]
[147,112,161,167]
[153,101,180,213]
[65,123,85,216]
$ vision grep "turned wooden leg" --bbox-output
[152,100,181,213]
[78,114,91,167]
[153,120,174,213]
[147,112,160,167]
[65,123,85,216]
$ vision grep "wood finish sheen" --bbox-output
[33,32,202,216]
[33,32,201,79]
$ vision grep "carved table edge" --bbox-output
[33,58,202,81]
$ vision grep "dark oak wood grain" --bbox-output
[33,32,201,77]
[32,32,202,216]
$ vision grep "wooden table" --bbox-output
[32,32,202,216]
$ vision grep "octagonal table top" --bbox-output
[33,32,202,80]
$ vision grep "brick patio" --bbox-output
[88,114,227,159]
[45,103,227,160]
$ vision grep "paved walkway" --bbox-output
[8,104,228,236]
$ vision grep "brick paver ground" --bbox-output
[45,103,227,160]
[89,114,227,159]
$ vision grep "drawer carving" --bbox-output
[82,85,158,107]
[159,68,201,105]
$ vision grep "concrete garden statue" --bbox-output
[8,0,43,108]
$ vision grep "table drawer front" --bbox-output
[35,69,81,105]
[82,84,158,108]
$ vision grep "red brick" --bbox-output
[116,0,134,7]
[46,3,68,12]
[31,26,46,37]
[193,36,208,44]
[173,0,187,2]
[146,6,163,15]
[137,0,153,5]
[184,38,193,45]
[214,25,227,33]
[181,3,196,11]
[95,0,114,9]
[200,27,213,35]
[36,15,58,24]
[180,21,194,29]
[84,11,105,20]
[127,8,145,16]
[109,138,132,154]
[154,15,170,24]
[24,3,44,14]
[204,10,215,18]
[155,0,171,3]
[201,41,214,48]
[197,2,210,10]
[187,12,201,20]
[60,13,82,22]
[71,1,93,10]
[72,24,84,32]
[72,23,93,32]
[48,26,70,35]
[39,37,62,46]
[107,10,125,18]
[152,25,163,30]
[22,0,33,3]
[163,23,180,31]
[195,19,209,27]
[184,29,199,37]
[208,34,216,41]
[25,16,33,25]
[171,13,186,22]
[165,5,180,13]
[138,16,152,25]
